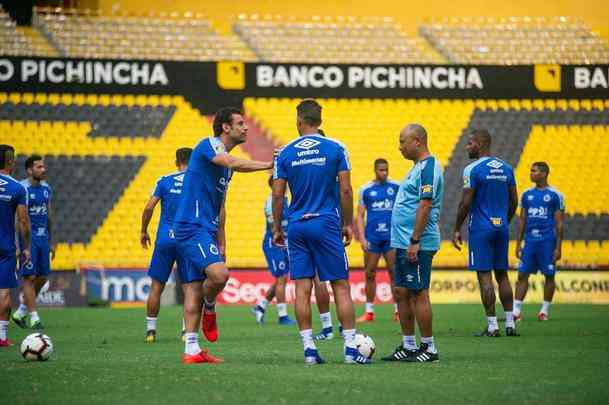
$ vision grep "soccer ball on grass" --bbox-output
[20,333,53,361]
[354,333,375,359]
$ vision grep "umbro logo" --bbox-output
[174,174,184,182]
[486,159,503,169]
[0,179,7,186]
[294,139,321,150]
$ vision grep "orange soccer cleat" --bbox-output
[356,312,374,323]
[182,350,224,364]
[538,312,549,321]
[202,311,218,342]
[0,339,13,347]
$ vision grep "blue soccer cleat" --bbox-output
[313,327,334,341]
[304,348,325,365]
[345,346,372,365]
[278,315,296,325]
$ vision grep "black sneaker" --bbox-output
[381,345,419,361]
[403,344,439,363]
[505,327,520,336]
[474,328,500,337]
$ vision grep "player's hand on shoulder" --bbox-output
[140,232,151,249]
[342,225,353,246]
[452,230,462,251]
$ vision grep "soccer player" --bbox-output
[12,155,53,330]
[452,129,519,337]
[381,124,443,363]
[355,158,400,322]
[140,147,192,343]
[514,162,565,321]
[174,107,273,364]
[0,145,31,346]
[273,99,369,365]
[252,175,296,325]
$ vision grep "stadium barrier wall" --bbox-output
[77,267,609,306]
[9,270,87,307]
[1,58,608,114]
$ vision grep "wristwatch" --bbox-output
[410,237,420,245]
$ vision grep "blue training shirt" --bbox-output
[521,186,565,242]
[359,180,400,242]
[174,137,233,234]
[0,173,28,253]
[391,156,443,251]
[462,157,516,232]
[152,171,185,241]
[274,134,351,223]
[20,179,52,243]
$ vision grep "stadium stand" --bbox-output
[234,15,442,63]
[245,97,609,268]
[33,8,256,61]
[0,6,56,57]
[420,17,609,64]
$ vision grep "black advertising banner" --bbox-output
[10,271,87,307]
[0,57,608,114]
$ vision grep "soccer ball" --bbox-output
[20,333,53,361]
[354,333,376,359]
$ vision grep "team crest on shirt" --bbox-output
[486,160,503,169]
[30,193,36,200]
[543,194,551,202]
[387,188,394,196]
[421,184,432,194]
[43,190,49,198]
[294,138,321,150]
[370,190,377,197]
[528,195,534,201]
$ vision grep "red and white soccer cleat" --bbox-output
[182,350,224,364]
[202,312,218,342]
[356,312,374,323]
[0,339,13,347]
[514,313,522,321]
[538,312,549,321]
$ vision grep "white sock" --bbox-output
[394,303,398,313]
[421,336,437,354]
[541,301,551,315]
[30,311,40,323]
[319,312,332,329]
[276,303,288,317]
[513,300,523,316]
[299,329,316,350]
[184,332,201,355]
[257,298,269,310]
[342,328,356,349]
[146,317,157,332]
[402,335,417,351]
[505,311,515,328]
[0,320,8,341]
[16,303,27,317]
[487,316,499,332]
[365,302,374,314]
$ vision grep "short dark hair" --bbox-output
[296,99,322,127]
[25,154,43,170]
[533,161,550,176]
[0,144,15,170]
[213,107,242,137]
[471,128,492,148]
[176,147,193,165]
[374,158,388,168]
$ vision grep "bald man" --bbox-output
[381,124,443,363]
[452,129,519,337]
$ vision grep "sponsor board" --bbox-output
[81,267,175,305]
[10,270,87,307]
[218,270,609,304]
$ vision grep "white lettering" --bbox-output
[0,59,14,81]
[131,62,149,85]
[21,60,37,81]
[94,61,112,84]
[113,62,130,85]
[590,67,608,88]
[348,66,364,87]
[65,61,84,82]
[149,63,168,85]
[47,60,65,83]
[256,65,273,87]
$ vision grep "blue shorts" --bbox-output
[262,235,289,278]
[367,237,393,254]
[394,249,436,291]
[148,237,187,284]
[468,228,509,272]
[287,215,348,282]
[0,251,18,289]
[519,238,556,276]
[20,241,51,278]
[175,229,223,283]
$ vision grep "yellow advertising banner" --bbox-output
[429,271,609,304]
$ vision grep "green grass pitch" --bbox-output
[2,304,609,405]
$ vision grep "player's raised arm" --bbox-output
[140,196,160,249]
[338,170,354,246]
[211,153,272,172]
